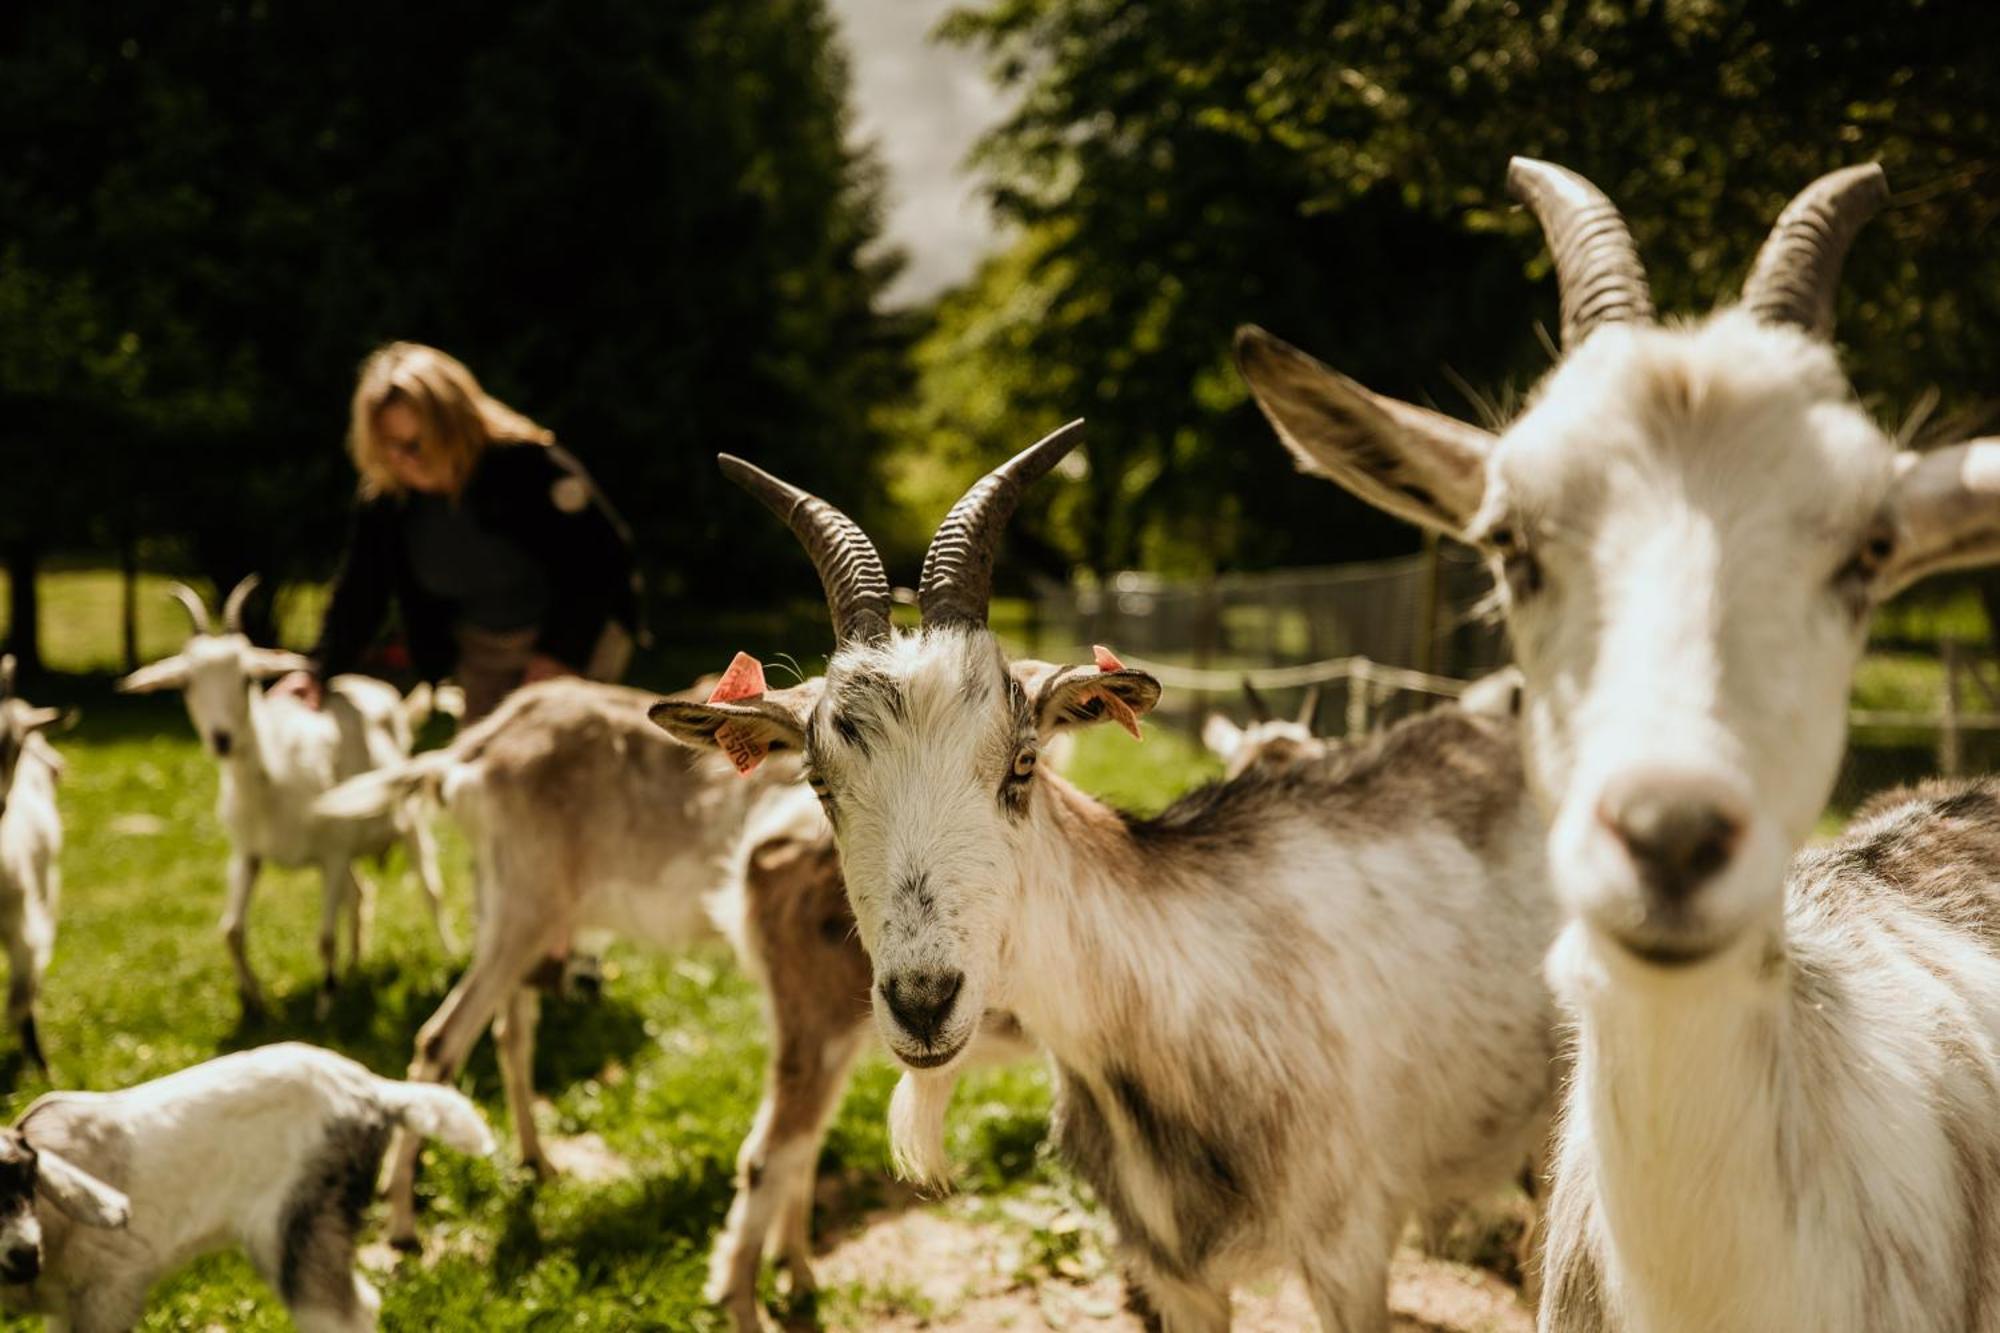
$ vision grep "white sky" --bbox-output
[828,0,1012,306]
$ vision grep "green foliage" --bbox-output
[910,0,1997,576]
[0,0,905,605]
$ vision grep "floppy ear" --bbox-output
[1234,325,1494,538]
[648,654,818,774]
[1881,439,2000,596]
[18,707,67,736]
[1201,713,1246,764]
[116,656,191,694]
[1014,646,1162,740]
[33,1148,130,1230]
[242,648,313,681]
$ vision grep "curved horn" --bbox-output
[221,574,260,635]
[919,420,1086,628]
[1241,676,1273,724]
[1506,158,1655,349]
[1740,164,1889,339]
[1297,682,1322,730]
[718,456,892,644]
[167,583,213,636]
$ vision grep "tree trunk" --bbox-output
[4,540,41,677]
[121,532,140,672]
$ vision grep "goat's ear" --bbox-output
[116,656,191,694]
[19,706,67,736]
[1881,439,2000,597]
[1234,325,1493,538]
[1201,713,1245,763]
[34,1149,131,1230]
[1015,646,1161,740]
[242,648,313,681]
[649,658,819,775]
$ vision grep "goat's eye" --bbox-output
[1011,748,1037,781]
[806,771,833,804]
[1835,526,1896,593]
[1485,525,1544,598]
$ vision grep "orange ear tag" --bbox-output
[708,652,770,775]
[1088,645,1142,739]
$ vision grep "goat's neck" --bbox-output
[1001,772,1211,1066]
[225,685,280,782]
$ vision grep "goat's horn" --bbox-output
[167,583,213,636]
[221,574,260,635]
[1507,158,1655,349]
[1739,164,1889,339]
[718,456,892,644]
[919,420,1085,628]
[1297,682,1322,729]
[1241,677,1273,724]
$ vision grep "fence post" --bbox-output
[1347,658,1372,737]
[1941,638,1964,778]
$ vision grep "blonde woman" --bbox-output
[275,343,641,721]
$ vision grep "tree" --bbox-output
[913,0,1999,578]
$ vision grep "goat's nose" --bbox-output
[1599,773,1746,904]
[879,969,964,1046]
[211,730,232,756]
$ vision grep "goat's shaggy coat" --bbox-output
[0,1043,492,1332]
[0,678,63,1072]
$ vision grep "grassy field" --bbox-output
[0,570,1228,1330]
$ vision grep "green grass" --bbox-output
[0,571,1218,1329]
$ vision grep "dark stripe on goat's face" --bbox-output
[1107,1065,1245,1270]
[278,1116,390,1309]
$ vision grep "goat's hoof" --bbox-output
[388,1231,422,1255]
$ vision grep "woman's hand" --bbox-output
[270,671,324,710]
[522,653,573,684]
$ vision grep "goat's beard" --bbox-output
[889,1068,960,1190]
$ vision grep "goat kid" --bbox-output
[1238,160,2000,1330]
[0,1042,492,1332]
[117,577,451,1017]
[313,676,810,1249]
[0,656,67,1072]
[654,426,1559,1332]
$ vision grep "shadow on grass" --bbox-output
[488,1162,738,1282]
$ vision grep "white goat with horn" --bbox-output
[0,656,66,1073]
[1239,159,2000,1331]
[653,425,1559,1332]
[117,577,450,1016]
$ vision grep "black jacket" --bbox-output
[309,439,642,682]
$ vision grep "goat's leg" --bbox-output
[405,820,457,954]
[1299,1208,1398,1333]
[1128,1267,1231,1333]
[709,1026,864,1328]
[222,851,265,1014]
[314,860,352,1021]
[493,986,551,1179]
[385,912,557,1248]
[2,903,46,1073]
[346,866,376,972]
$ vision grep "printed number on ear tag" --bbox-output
[716,722,765,775]
[708,653,770,774]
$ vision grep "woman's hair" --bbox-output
[347,342,552,497]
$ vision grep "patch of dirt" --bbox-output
[541,1130,630,1181]
[811,1203,1531,1332]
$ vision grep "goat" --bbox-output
[311,675,811,1249]
[1237,159,2000,1330]
[653,426,1559,1332]
[1201,681,1323,779]
[0,656,66,1073]
[0,1041,492,1331]
[116,577,452,1018]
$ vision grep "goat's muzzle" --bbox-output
[879,969,965,1063]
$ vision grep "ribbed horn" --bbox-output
[1241,676,1273,724]
[1297,682,1322,730]
[718,456,892,644]
[222,574,260,635]
[1740,164,1889,339]
[919,420,1086,628]
[167,583,213,636]
[1507,158,1655,349]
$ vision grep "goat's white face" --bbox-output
[1240,162,2000,970]
[655,628,1157,1072]
[0,1128,129,1287]
[1474,316,1893,960]
[117,629,309,758]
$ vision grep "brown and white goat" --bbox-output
[654,426,1559,1331]
[312,677,808,1250]
[1239,159,2000,1331]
